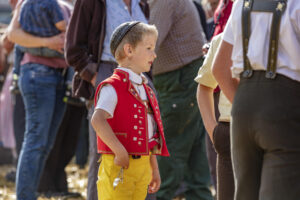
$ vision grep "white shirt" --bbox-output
[223,0,300,81]
[95,67,156,139]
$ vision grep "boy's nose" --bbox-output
[153,51,157,59]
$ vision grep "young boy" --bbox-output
[91,21,169,200]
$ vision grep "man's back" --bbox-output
[149,0,206,75]
[224,0,300,81]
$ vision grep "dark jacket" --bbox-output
[65,0,149,99]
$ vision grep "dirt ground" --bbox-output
[0,164,87,200]
[0,164,201,200]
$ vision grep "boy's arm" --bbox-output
[55,20,67,32]
[7,3,64,52]
[196,84,217,141]
[91,109,129,168]
[148,155,161,194]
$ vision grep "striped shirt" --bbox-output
[19,0,64,37]
[101,0,148,62]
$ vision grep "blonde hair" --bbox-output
[115,23,158,62]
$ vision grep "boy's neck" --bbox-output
[118,61,142,75]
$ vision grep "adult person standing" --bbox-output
[196,33,234,200]
[7,1,70,199]
[212,0,233,37]
[212,0,300,199]
[204,0,219,40]
[202,0,233,191]
[148,0,213,199]
[65,1,150,199]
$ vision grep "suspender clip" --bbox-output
[242,69,253,78]
[265,71,276,79]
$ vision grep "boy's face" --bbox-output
[128,34,157,74]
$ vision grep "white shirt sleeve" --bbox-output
[293,4,300,34]
[223,0,242,45]
[222,12,234,44]
[95,85,118,118]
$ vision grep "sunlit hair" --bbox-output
[115,23,158,62]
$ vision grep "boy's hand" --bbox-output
[114,149,129,168]
[148,168,161,193]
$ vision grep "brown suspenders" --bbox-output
[241,0,287,79]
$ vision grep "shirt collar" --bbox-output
[118,67,148,85]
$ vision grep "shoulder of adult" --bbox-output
[149,0,175,20]
[231,0,243,12]
[149,0,174,9]
[57,0,74,11]
[73,0,101,11]
[174,0,196,17]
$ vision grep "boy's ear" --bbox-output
[123,43,133,58]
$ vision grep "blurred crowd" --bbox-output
[1,0,298,200]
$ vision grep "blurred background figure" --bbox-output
[0,0,17,167]
[7,0,71,199]
[0,29,15,166]
[202,0,219,40]
[198,0,233,194]
[148,0,213,199]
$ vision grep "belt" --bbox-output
[131,155,141,159]
[54,68,67,76]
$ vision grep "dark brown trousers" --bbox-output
[213,122,234,200]
[231,71,300,200]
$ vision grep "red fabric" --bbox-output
[94,69,169,156]
[213,0,233,93]
[212,0,233,37]
[149,132,159,150]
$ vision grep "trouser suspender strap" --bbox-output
[241,0,287,79]
[266,1,287,78]
[241,0,253,78]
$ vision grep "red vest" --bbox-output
[94,69,169,156]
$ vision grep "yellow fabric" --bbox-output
[194,34,232,122]
[97,154,152,200]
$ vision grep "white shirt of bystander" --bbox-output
[223,0,300,81]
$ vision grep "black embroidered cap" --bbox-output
[110,21,140,57]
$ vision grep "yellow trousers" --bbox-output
[97,154,152,200]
